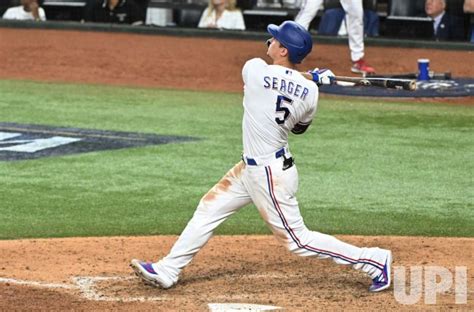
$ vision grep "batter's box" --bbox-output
[72,276,168,302]
[0,122,199,161]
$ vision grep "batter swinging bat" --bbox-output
[333,76,417,91]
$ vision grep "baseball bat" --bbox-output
[334,76,417,91]
[369,71,451,80]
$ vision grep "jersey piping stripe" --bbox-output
[264,166,384,271]
[264,166,384,270]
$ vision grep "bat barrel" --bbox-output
[385,79,417,91]
[334,76,416,91]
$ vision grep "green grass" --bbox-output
[0,80,472,239]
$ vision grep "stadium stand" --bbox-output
[42,0,85,20]
[3,0,470,41]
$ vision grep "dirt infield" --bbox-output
[0,28,473,99]
[0,27,473,310]
[0,236,473,311]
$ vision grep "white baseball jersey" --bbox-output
[242,58,318,157]
[2,6,46,21]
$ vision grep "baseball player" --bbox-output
[295,0,375,74]
[131,20,392,293]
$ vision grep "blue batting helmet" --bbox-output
[267,21,313,64]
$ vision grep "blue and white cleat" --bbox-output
[369,251,392,292]
[130,259,175,289]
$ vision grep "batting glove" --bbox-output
[310,68,335,86]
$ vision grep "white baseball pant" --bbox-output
[152,153,388,285]
[295,0,365,62]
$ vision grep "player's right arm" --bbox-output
[291,82,318,135]
[291,104,316,134]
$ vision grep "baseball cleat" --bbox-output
[369,251,392,292]
[351,58,375,75]
[130,259,175,289]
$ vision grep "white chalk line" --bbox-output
[72,276,167,302]
[0,277,76,290]
[0,275,167,302]
[0,272,309,303]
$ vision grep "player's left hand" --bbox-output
[310,68,335,86]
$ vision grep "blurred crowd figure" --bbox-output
[464,0,474,42]
[83,0,145,25]
[318,2,379,37]
[198,0,246,30]
[425,0,465,40]
[295,0,376,74]
[2,0,46,21]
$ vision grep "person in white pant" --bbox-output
[295,0,375,74]
[131,20,392,293]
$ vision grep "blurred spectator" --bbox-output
[198,0,246,30]
[2,0,46,21]
[425,0,465,40]
[84,0,145,25]
[363,8,379,37]
[465,0,474,42]
[318,7,379,37]
[317,7,345,35]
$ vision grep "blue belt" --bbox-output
[243,147,286,166]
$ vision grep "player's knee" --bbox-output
[286,229,313,254]
[286,241,313,256]
[287,242,301,253]
[271,232,298,253]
